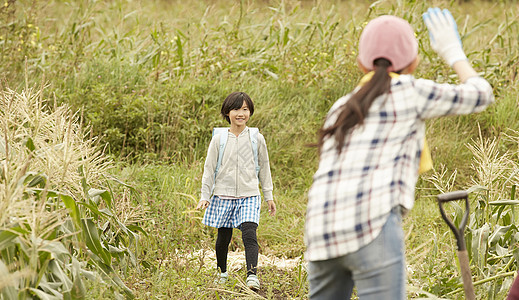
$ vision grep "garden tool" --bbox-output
[437,190,476,300]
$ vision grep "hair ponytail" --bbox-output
[318,58,393,153]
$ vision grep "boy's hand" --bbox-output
[423,8,467,66]
[197,200,209,210]
[267,200,276,216]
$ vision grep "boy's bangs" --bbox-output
[228,97,245,110]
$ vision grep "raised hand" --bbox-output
[423,8,467,66]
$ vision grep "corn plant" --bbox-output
[425,126,519,299]
[0,82,145,298]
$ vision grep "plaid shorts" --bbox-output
[202,195,261,229]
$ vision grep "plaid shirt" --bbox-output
[305,75,494,261]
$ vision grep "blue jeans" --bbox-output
[308,206,405,300]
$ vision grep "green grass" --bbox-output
[2,0,519,298]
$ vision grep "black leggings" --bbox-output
[215,222,258,275]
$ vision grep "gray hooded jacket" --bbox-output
[200,127,274,202]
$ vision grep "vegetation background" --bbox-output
[1,0,519,299]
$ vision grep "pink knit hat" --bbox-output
[358,15,418,72]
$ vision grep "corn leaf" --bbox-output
[81,218,111,265]
[48,260,73,291]
[28,288,61,300]
[69,258,86,299]
[88,255,134,299]
[489,200,519,206]
[40,241,70,261]
[471,223,490,271]
[0,230,18,251]
[78,201,111,219]
[88,188,113,209]
[488,225,510,247]
[60,194,81,229]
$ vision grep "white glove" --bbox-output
[423,8,467,66]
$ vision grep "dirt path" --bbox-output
[176,248,304,271]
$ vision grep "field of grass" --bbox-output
[2,0,519,299]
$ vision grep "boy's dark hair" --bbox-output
[221,92,254,124]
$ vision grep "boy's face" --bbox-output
[227,102,250,127]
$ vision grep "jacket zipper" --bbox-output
[235,134,239,197]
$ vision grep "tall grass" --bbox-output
[4,0,516,164]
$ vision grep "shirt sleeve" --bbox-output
[257,133,274,201]
[413,76,494,119]
[200,135,219,201]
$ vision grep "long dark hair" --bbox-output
[318,58,393,153]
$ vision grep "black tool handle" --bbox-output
[437,190,470,251]
[437,190,475,299]
[437,190,468,202]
